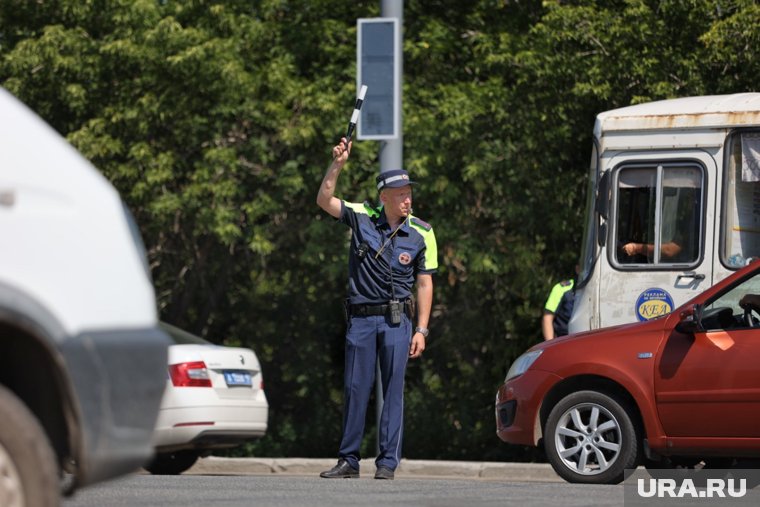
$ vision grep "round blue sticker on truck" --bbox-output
[635,288,674,321]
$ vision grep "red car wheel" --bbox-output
[544,390,641,484]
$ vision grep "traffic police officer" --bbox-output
[541,278,575,340]
[316,138,437,480]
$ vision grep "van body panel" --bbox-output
[58,328,168,485]
[0,88,156,334]
[594,94,760,136]
[597,150,716,328]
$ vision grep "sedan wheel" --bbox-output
[545,390,640,484]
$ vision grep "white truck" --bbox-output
[0,88,169,505]
[570,93,760,333]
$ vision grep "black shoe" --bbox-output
[374,466,395,480]
[320,459,359,479]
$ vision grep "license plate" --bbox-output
[223,371,252,387]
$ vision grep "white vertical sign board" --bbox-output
[357,18,399,140]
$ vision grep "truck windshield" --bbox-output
[722,131,760,268]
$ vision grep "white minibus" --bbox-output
[570,94,760,333]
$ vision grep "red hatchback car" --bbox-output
[496,261,760,484]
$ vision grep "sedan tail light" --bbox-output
[169,361,212,387]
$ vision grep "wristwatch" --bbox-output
[415,326,429,337]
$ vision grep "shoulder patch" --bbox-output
[560,279,573,287]
[363,201,381,218]
[410,216,432,231]
[344,201,380,218]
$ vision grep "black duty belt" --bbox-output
[348,300,413,317]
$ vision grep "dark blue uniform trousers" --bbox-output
[338,313,412,471]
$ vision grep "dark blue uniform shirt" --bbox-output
[339,201,438,305]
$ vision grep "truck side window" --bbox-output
[614,164,703,267]
[723,131,760,268]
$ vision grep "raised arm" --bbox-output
[316,138,351,219]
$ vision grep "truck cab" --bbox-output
[570,94,760,333]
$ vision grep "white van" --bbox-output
[0,88,168,504]
[569,93,760,333]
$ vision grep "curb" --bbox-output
[186,457,562,482]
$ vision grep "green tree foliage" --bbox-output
[1,0,757,462]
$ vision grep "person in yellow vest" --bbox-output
[541,278,575,340]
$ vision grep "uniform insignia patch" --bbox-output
[363,201,381,218]
[410,217,431,231]
[560,279,572,287]
[398,252,412,265]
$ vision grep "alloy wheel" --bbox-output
[554,402,622,475]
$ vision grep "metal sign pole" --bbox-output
[379,0,403,174]
[375,0,403,458]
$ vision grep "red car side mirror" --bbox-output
[675,303,704,334]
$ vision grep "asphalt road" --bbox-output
[61,452,760,506]
[63,474,623,507]
[61,457,589,507]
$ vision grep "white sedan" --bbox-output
[145,322,269,475]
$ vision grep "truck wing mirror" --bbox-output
[675,304,704,334]
[595,171,610,247]
[595,171,610,220]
